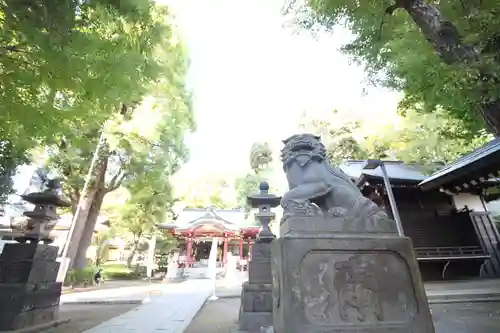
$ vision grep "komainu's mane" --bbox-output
[281,133,327,168]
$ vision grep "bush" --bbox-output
[64,266,98,287]
[100,262,142,280]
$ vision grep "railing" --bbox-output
[416,246,489,261]
[415,246,490,279]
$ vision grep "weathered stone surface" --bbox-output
[238,311,273,332]
[239,182,280,332]
[0,261,60,284]
[0,283,60,308]
[0,306,59,331]
[281,214,395,237]
[248,260,272,284]
[241,283,273,313]
[0,243,58,262]
[279,134,395,234]
[271,234,434,333]
[251,242,271,261]
[0,244,62,331]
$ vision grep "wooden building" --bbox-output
[158,207,260,277]
[340,143,500,281]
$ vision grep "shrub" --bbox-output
[100,262,142,280]
[64,266,97,287]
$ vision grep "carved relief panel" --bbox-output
[299,251,417,329]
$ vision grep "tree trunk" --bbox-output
[64,188,99,269]
[398,0,500,136]
[127,241,140,268]
[64,139,110,270]
[72,185,106,269]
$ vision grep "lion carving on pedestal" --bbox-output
[280,133,396,233]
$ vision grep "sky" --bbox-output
[164,0,401,178]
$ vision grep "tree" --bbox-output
[176,174,238,209]
[235,141,275,210]
[298,110,371,164]
[0,1,169,147]
[0,1,191,270]
[296,108,489,165]
[368,108,492,164]
[250,142,273,173]
[92,228,115,267]
[285,0,500,136]
[47,22,193,269]
[114,166,177,268]
[0,142,29,207]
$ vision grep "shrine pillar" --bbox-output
[239,238,243,259]
[247,239,252,260]
[186,236,193,267]
[223,234,228,265]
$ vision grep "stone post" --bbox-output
[0,180,71,331]
[238,181,281,332]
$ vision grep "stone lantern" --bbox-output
[238,181,281,331]
[0,178,71,331]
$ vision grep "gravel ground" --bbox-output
[43,304,139,333]
[184,298,239,333]
[186,298,500,333]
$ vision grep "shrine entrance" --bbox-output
[158,206,259,278]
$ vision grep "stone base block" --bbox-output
[0,306,60,331]
[281,215,396,237]
[271,234,435,333]
[248,261,272,284]
[240,283,273,312]
[238,311,273,332]
[0,244,58,262]
[231,326,274,333]
[1,318,70,333]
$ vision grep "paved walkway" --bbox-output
[61,284,158,304]
[83,279,212,333]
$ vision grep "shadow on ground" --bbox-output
[186,298,500,333]
[43,304,139,333]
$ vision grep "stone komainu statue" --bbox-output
[280,133,396,233]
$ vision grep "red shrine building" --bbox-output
[158,206,259,276]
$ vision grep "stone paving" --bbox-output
[62,277,500,332]
[83,279,212,333]
[186,297,500,333]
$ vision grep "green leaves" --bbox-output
[297,107,490,165]
[298,109,369,165]
[289,0,500,136]
[0,1,171,148]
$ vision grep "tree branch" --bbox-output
[105,168,126,193]
[400,0,479,64]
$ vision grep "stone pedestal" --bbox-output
[271,216,435,333]
[238,182,281,332]
[239,244,273,331]
[0,243,63,331]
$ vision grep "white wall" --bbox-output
[452,193,486,212]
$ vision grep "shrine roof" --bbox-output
[339,160,434,184]
[418,138,500,191]
[159,207,247,230]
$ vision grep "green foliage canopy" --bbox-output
[285,0,500,137]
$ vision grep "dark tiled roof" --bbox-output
[339,160,432,183]
[418,138,500,191]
